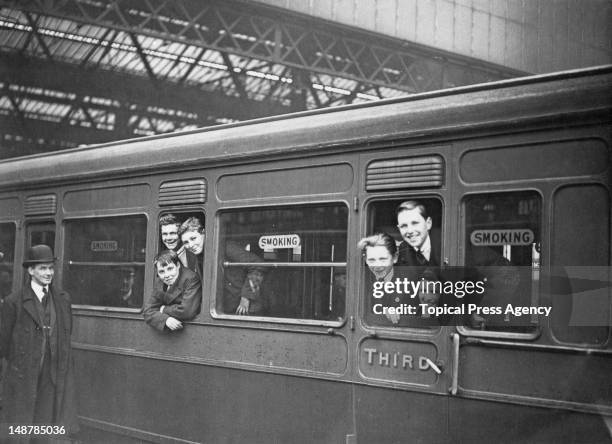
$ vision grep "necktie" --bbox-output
[415,249,427,265]
[41,287,49,307]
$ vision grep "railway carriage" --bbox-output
[0,66,610,443]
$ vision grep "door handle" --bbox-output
[423,357,443,375]
[449,332,460,395]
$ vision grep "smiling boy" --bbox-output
[143,249,202,331]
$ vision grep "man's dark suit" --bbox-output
[397,229,441,269]
[395,230,456,325]
[143,266,201,331]
[0,282,78,439]
[365,269,438,328]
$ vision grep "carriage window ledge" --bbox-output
[223,261,346,268]
[68,261,145,267]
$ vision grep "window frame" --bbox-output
[457,189,544,341]
[62,212,148,313]
[157,208,206,259]
[211,200,350,327]
[360,194,445,333]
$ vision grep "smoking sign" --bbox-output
[470,229,534,246]
[90,240,118,251]
[258,234,301,250]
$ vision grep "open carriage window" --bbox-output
[362,198,443,329]
[157,211,206,277]
[216,204,348,321]
[63,215,146,309]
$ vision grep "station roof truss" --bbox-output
[0,0,525,157]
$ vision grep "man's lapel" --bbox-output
[164,270,183,304]
[398,241,417,266]
[22,285,42,328]
[429,232,441,266]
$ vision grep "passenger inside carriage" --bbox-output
[395,200,454,325]
[395,200,441,270]
[143,249,202,331]
[364,198,462,327]
[159,213,189,267]
[395,199,479,325]
[359,232,440,327]
[178,217,205,278]
[179,216,266,315]
[99,266,142,308]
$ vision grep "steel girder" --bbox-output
[0,0,524,157]
[2,0,523,92]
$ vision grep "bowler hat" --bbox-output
[23,244,56,267]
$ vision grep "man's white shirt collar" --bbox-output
[30,280,48,303]
[416,236,431,261]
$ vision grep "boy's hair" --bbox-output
[179,217,203,237]
[357,232,397,256]
[154,249,180,267]
[159,213,180,228]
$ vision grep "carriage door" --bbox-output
[448,139,612,442]
[353,149,454,443]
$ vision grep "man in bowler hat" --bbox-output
[0,245,78,442]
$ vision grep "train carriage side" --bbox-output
[352,71,612,443]
[0,67,610,443]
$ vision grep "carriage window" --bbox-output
[363,198,442,328]
[217,204,347,321]
[464,192,540,333]
[551,185,610,345]
[0,223,16,300]
[63,216,146,308]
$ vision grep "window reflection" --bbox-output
[217,204,348,321]
[464,192,540,332]
[64,216,146,308]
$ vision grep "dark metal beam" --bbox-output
[178,46,207,85]
[220,51,247,99]
[23,12,53,60]
[0,0,528,158]
[1,0,525,94]
[0,54,292,121]
[128,31,158,84]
